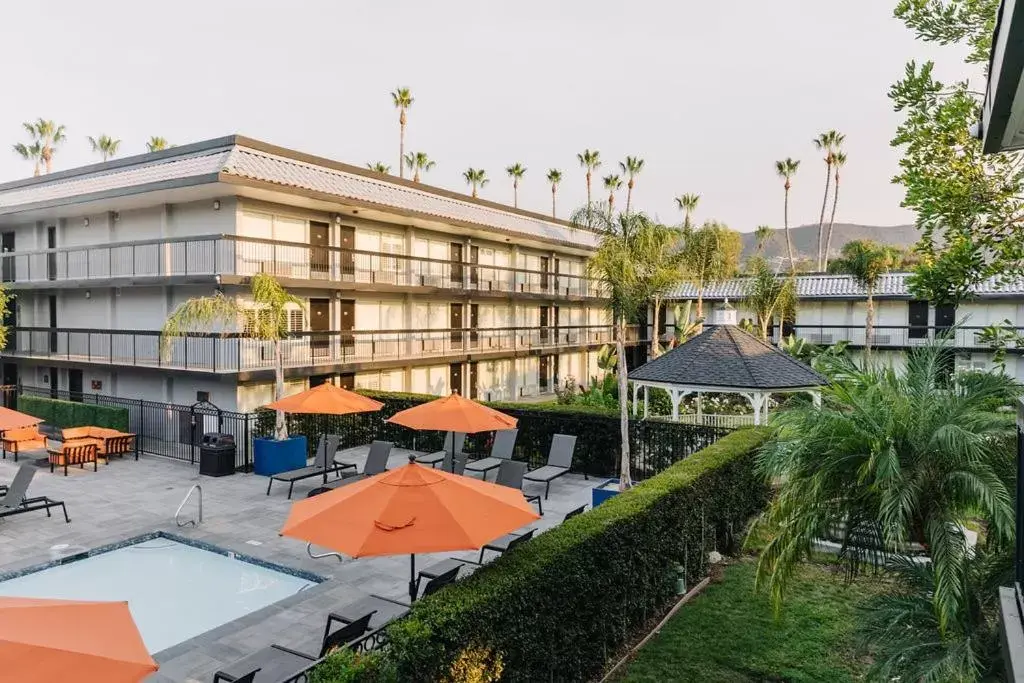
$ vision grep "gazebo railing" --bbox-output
[674,413,757,428]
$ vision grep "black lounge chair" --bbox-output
[0,465,70,524]
[464,428,517,480]
[439,449,468,475]
[306,441,392,497]
[331,595,411,631]
[495,459,544,515]
[523,434,577,499]
[266,435,347,499]
[212,612,373,683]
[415,431,466,468]
[477,505,585,563]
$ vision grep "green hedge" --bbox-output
[316,427,772,682]
[19,395,130,432]
[255,390,730,480]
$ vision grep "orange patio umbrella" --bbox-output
[0,597,158,682]
[0,406,42,432]
[281,456,539,601]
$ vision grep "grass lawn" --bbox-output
[617,557,884,683]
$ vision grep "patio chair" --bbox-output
[439,449,468,476]
[415,431,466,468]
[477,505,585,563]
[464,428,518,480]
[212,612,373,683]
[0,465,70,524]
[495,459,544,515]
[306,441,392,497]
[523,434,577,499]
[266,434,345,499]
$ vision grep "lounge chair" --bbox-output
[415,431,466,468]
[266,435,345,499]
[439,449,468,476]
[495,459,544,515]
[464,429,517,480]
[0,465,70,523]
[306,441,392,497]
[523,434,577,499]
[477,504,585,563]
[212,612,373,683]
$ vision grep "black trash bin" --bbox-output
[199,432,236,477]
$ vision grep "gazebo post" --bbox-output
[670,388,682,421]
[632,382,639,417]
[643,385,650,419]
[696,392,703,421]
[810,390,821,408]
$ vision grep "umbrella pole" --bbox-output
[322,431,329,484]
[409,553,417,603]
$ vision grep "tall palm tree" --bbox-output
[754,225,774,253]
[577,149,601,206]
[13,141,42,176]
[674,193,700,231]
[546,169,563,218]
[506,163,527,208]
[24,119,66,174]
[367,161,391,174]
[463,168,489,198]
[681,221,743,320]
[161,273,304,441]
[403,152,435,183]
[828,240,899,355]
[602,174,622,216]
[146,136,170,152]
[822,151,848,271]
[391,87,414,179]
[618,156,645,213]
[774,158,800,274]
[813,130,845,270]
[87,135,121,161]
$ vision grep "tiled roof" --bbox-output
[667,273,1024,300]
[628,325,826,390]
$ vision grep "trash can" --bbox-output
[199,432,236,477]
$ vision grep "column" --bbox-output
[643,385,650,419]
[632,382,639,417]
[670,388,683,421]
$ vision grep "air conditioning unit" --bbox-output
[872,334,892,345]
[114,287,122,297]
[808,333,834,344]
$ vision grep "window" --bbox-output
[242,308,302,335]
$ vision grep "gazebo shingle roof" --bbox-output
[628,325,826,390]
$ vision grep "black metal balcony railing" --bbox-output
[0,234,606,299]
[4,324,639,373]
[770,324,1024,351]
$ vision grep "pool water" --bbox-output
[0,537,315,653]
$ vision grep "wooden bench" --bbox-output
[48,443,98,476]
[2,426,47,462]
[62,427,137,462]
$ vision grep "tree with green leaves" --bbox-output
[0,284,13,349]
[506,162,526,208]
[88,135,120,161]
[367,161,391,174]
[577,149,601,206]
[674,193,700,231]
[13,141,42,176]
[146,137,170,152]
[546,169,563,218]
[619,156,644,213]
[754,225,774,254]
[391,87,414,179]
[742,256,797,340]
[463,168,488,198]
[680,221,742,319]
[822,150,847,271]
[637,223,686,357]
[403,152,435,183]
[602,174,622,216]
[813,130,845,271]
[828,239,900,356]
[775,158,800,274]
[161,273,304,441]
[22,119,65,174]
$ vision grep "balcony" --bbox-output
[0,235,607,300]
[772,324,1024,352]
[3,324,639,375]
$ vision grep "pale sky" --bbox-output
[0,0,975,232]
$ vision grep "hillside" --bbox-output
[742,223,919,261]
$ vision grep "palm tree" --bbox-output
[774,158,800,274]
[822,151,847,271]
[813,131,845,270]
[13,141,42,176]
[680,221,743,320]
[24,119,66,174]
[403,152,435,183]
[391,87,414,179]
[87,135,121,161]
[161,273,304,441]
[828,240,899,355]
[674,193,700,231]
[603,174,622,216]
[367,161,391,174]
[546,169,563,218]
[463,168,489,198]
[146,136,170,152]
[577,149,602,206]
[754,225,774,253]
[506,163,527,208]
[743,256,797,340]
[756,341,1020,639]
[638,222,686,357]
[618,156,644,213]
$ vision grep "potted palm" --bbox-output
[161,273,307,475]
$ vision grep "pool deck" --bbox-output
[0,445,594,683]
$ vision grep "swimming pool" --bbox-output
[0,534,318,653]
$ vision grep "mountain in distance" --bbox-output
[741,223,919,261]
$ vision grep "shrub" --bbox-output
[312,428,771,682]
[310,648,395,683]
[19,395,130,432]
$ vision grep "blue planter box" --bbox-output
[253,436,308,476]
[592,478,622,507]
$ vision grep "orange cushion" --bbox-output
[5,427,42,442]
